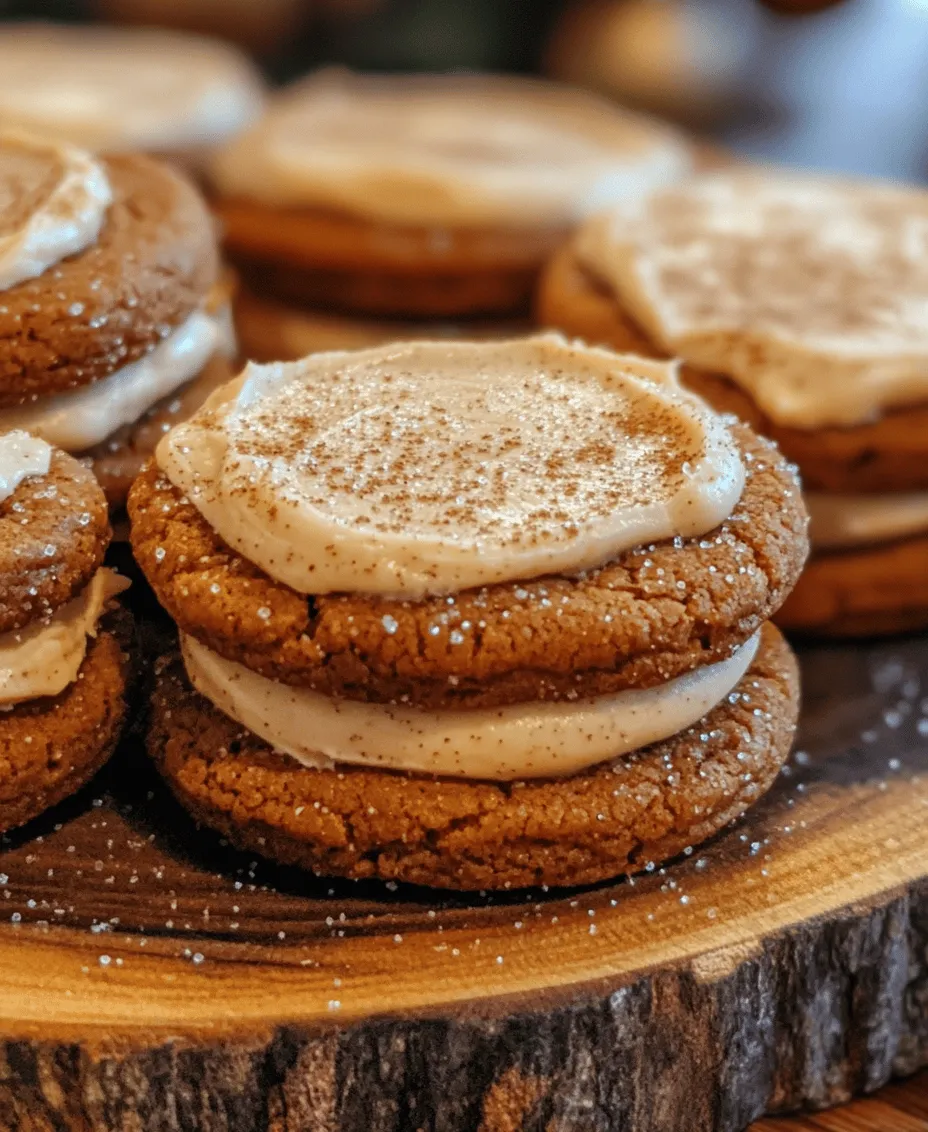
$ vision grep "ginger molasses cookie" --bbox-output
[131,335,807,890]
[0,430,131,833]
[0,131,235,510]
[538,169,928,636]
[211,70,693,357]
[0,23,264,164]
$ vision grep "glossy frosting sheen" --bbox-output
[159,335,745,598]
[211,70,692,228]
[182,631,760,780]
[0,131,111,290]
[577,170,928,429]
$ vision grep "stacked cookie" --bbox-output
[130,335,807,890]
[210,70,695,359]
[538,169,928,636]
[0,23,264,168]
[0,430,130,832]
[0,130,234,512]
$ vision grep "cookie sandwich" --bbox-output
[210,70,694,358]
[130,335,807,891]
[538,169,928,636]
[0,130,235,512]
[0,430,130,832]
[0,23,264,167]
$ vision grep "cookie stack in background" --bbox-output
[209,69,697,361]
[0,130,235,517]
[0,22,264,171]
[538,168,928,637]
[129,335,808,889]
[0,430,130,833]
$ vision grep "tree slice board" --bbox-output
[0,635,926,1132]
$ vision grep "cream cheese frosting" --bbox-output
[182,630,760,781]
[211,70,692,229]
[159,335,745,599]
[0,131,111,291]
[0,25,264,153]
[576,170,928,429]
[0,429,50,503]
[0,305,233,451]
[0,568,128,708]
[807,490,928,550]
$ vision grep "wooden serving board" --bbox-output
[0,634,926,1132]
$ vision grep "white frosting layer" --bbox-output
[159,335,745,599]
[0,429,50,503]
[576,170,928,429]
[212,70,692,228]
[0,306,232,451]
[807,490,928,550]
[0,25,264,152]
[0,131,111,290]
[182,631,760,781]
[0,568,128,708]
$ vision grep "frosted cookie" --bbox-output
[0,132,235,510]
[538,169,928,636]
[0,23,264,163]
[131,335,807,890]
[212,68,693,333]
[0,430,131,833]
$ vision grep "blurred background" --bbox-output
[2,0,927,182]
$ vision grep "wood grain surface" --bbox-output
[0,633,925,1130]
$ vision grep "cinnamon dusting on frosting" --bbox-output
[577,170,928,429]
[158,335,745,598]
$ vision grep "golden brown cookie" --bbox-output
[128,423,808,709]
[235,288,532,362]
[537,247,928,494]
[0,153,220,406]
[0,448,109,634]
[149,621,798,891]
[777,534,928,637]
[0,609,131,833]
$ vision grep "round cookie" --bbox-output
[0,610,131,833]
[128,423,808,710]
[149,621,798,891]
[211,70,694,320]
[235,289,532,362]
[0,153,219,406]
[0,433,132,833]
[0,448,109,635]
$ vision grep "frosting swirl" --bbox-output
[158,335,745,598]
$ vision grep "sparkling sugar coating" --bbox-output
[0,131,111,291]
[577,170,928,428]
[158,335,745,598]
